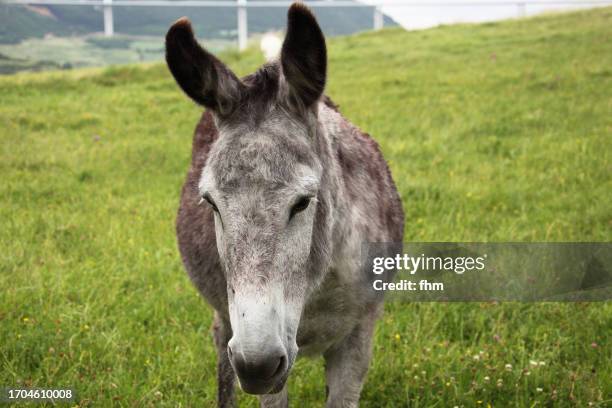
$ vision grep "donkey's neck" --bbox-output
[315,101,361,266]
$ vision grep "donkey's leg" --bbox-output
[259,385,288,408]
[212,312,236,408]
[323,312,378,408]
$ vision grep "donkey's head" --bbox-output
[166,4,332,394]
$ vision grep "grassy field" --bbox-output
[1,6,611,407]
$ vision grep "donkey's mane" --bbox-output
[230,62,340,124]
[239,63,281,117]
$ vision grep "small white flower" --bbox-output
[529,360,538,367]
[473,355,481,361]
[505,363,513,371]
[536,387,543,393]
[484,376,490,382]
[538,361,546,366]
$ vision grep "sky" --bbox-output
[358,1,609,29]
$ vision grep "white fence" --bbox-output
[2,0,612,50]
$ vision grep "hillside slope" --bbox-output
[0,7,610,407]
[0,2,397,44]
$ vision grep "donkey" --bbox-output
[166,3,404,407]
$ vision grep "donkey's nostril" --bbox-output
[272,355,286,378]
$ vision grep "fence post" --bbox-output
[237,0,248,51]
[103,0,114,36]
[517,2,526,18]
[374,6,384,31]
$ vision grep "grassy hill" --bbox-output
[0,3,397,44]
[1,7,611,407]
[0,2,397,73]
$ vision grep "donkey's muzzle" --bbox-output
[227,341,288,394]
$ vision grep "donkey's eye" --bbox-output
[202,194,219,213]
[290,196,311,219]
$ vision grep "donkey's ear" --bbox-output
[280,3,327,109]
[166,18,244,115]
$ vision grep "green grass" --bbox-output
[1,7,611,407]
[0,52,66,75]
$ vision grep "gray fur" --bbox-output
[172,4,404,407]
